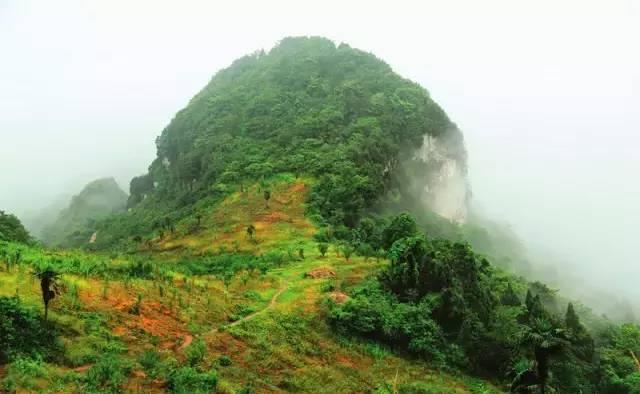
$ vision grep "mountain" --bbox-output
[18,194,70,241]
[41,177,127,246]
[1,37,638,393]
[90,36,466,249]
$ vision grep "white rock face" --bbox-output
[415,135,468,223]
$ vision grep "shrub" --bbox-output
[167,366,217,394]
[122,260,154,279]
[1,356,47,392]
[0,296,60,363]
[129,293,143,315]
[218,355,232,366]
[185,339,207,367]
[84,355,132,393]
[138,349,161,376]
[318,242,329,257]
[320,281,336,293]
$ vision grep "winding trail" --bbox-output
[211,281,289,334]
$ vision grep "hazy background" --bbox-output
[1,1,638,301]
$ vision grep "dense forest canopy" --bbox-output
[328,213,640,393]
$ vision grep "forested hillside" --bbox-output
[1,37,639,393]
[85,36,464,251]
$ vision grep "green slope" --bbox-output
[2,37,639,394]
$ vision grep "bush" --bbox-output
[185,339,207,367]
[122,260,154,279]
[138,349,162,377]
[1,356,47,392]
[167,366,218,394]
[0,296,60,363]
[84,355,132,393]
[218,355,232,366]
[320,281,336,293]
[318,242,329,257]
[328,280,453,365]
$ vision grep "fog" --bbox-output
[1,1,638,304]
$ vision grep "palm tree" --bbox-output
[33,268,61,322]
[511,319,568,394]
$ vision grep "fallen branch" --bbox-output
[630,350,640,371]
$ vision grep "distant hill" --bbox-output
[18,195,70,241]
[41,177,127,246]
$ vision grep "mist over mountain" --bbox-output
[1,2,637,308]
[40,177,127,247]
[19,194,70,241]
[0,2,638,392]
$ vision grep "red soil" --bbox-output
[328,291,349,304]
[305,267,336,279]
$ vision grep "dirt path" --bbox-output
[178,334,193,351]
[212,281,288,333]
[72,364,92,373]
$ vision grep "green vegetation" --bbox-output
[327,213,640,393]
[80,36,458,250]
[0,296,60,363]
[0,210,31,243]
[1,36,638,393]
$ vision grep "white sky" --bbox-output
[1,1,639,299]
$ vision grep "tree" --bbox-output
[33,268,61,322]
[246,224,256,241]
[565,303,580,331]
[343,245,354,261]
[381,213,418,250]
[318,242,329,257]
[565,303,595,361]
[525,290,547,321]
[502,283,522,306]
[221,270,234,318]
[263,190,271,208]
[0,211,30,244]
[0,249,7,271]
[356,242,375,262]
[512,319,568,394]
